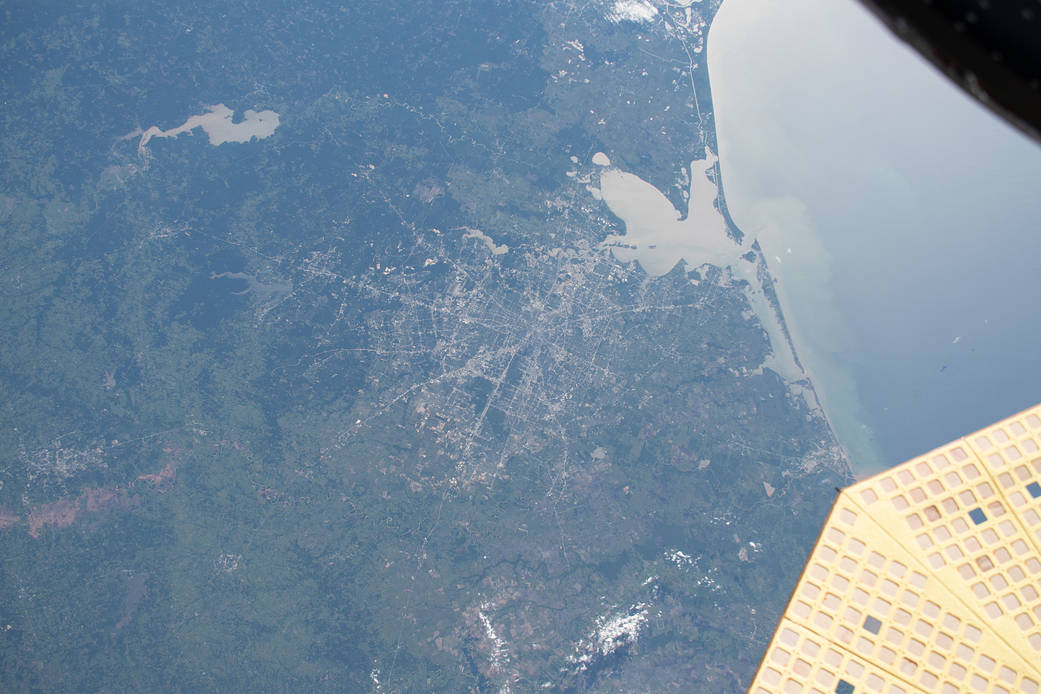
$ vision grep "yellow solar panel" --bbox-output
[750,404,1041,694]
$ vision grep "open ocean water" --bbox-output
[709,0,1041,474]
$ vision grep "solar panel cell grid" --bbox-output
[749,403,1041,693]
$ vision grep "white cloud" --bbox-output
[608,0,659,23]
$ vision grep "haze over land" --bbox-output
[0,1,850,691]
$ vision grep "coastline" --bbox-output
[705,0,891,477]
[716,176,856,481]
[594,149,859,479]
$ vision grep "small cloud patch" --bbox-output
[607,0,659,23]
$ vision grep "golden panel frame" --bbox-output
[750,404,1041,694]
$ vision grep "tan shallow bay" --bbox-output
[598,149,740,278]
[594,151,807,390]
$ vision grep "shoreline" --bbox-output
[705,0,891,478]
[594,150,857,479]
[716,179,855,481]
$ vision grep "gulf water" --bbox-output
[708,0,1041,474]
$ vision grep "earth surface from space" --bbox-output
[0,0,851,691]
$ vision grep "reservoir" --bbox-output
[708,0,1041,474]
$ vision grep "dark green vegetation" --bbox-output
[0,0,849,691]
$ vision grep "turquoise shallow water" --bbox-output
[708,0,1041,474]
